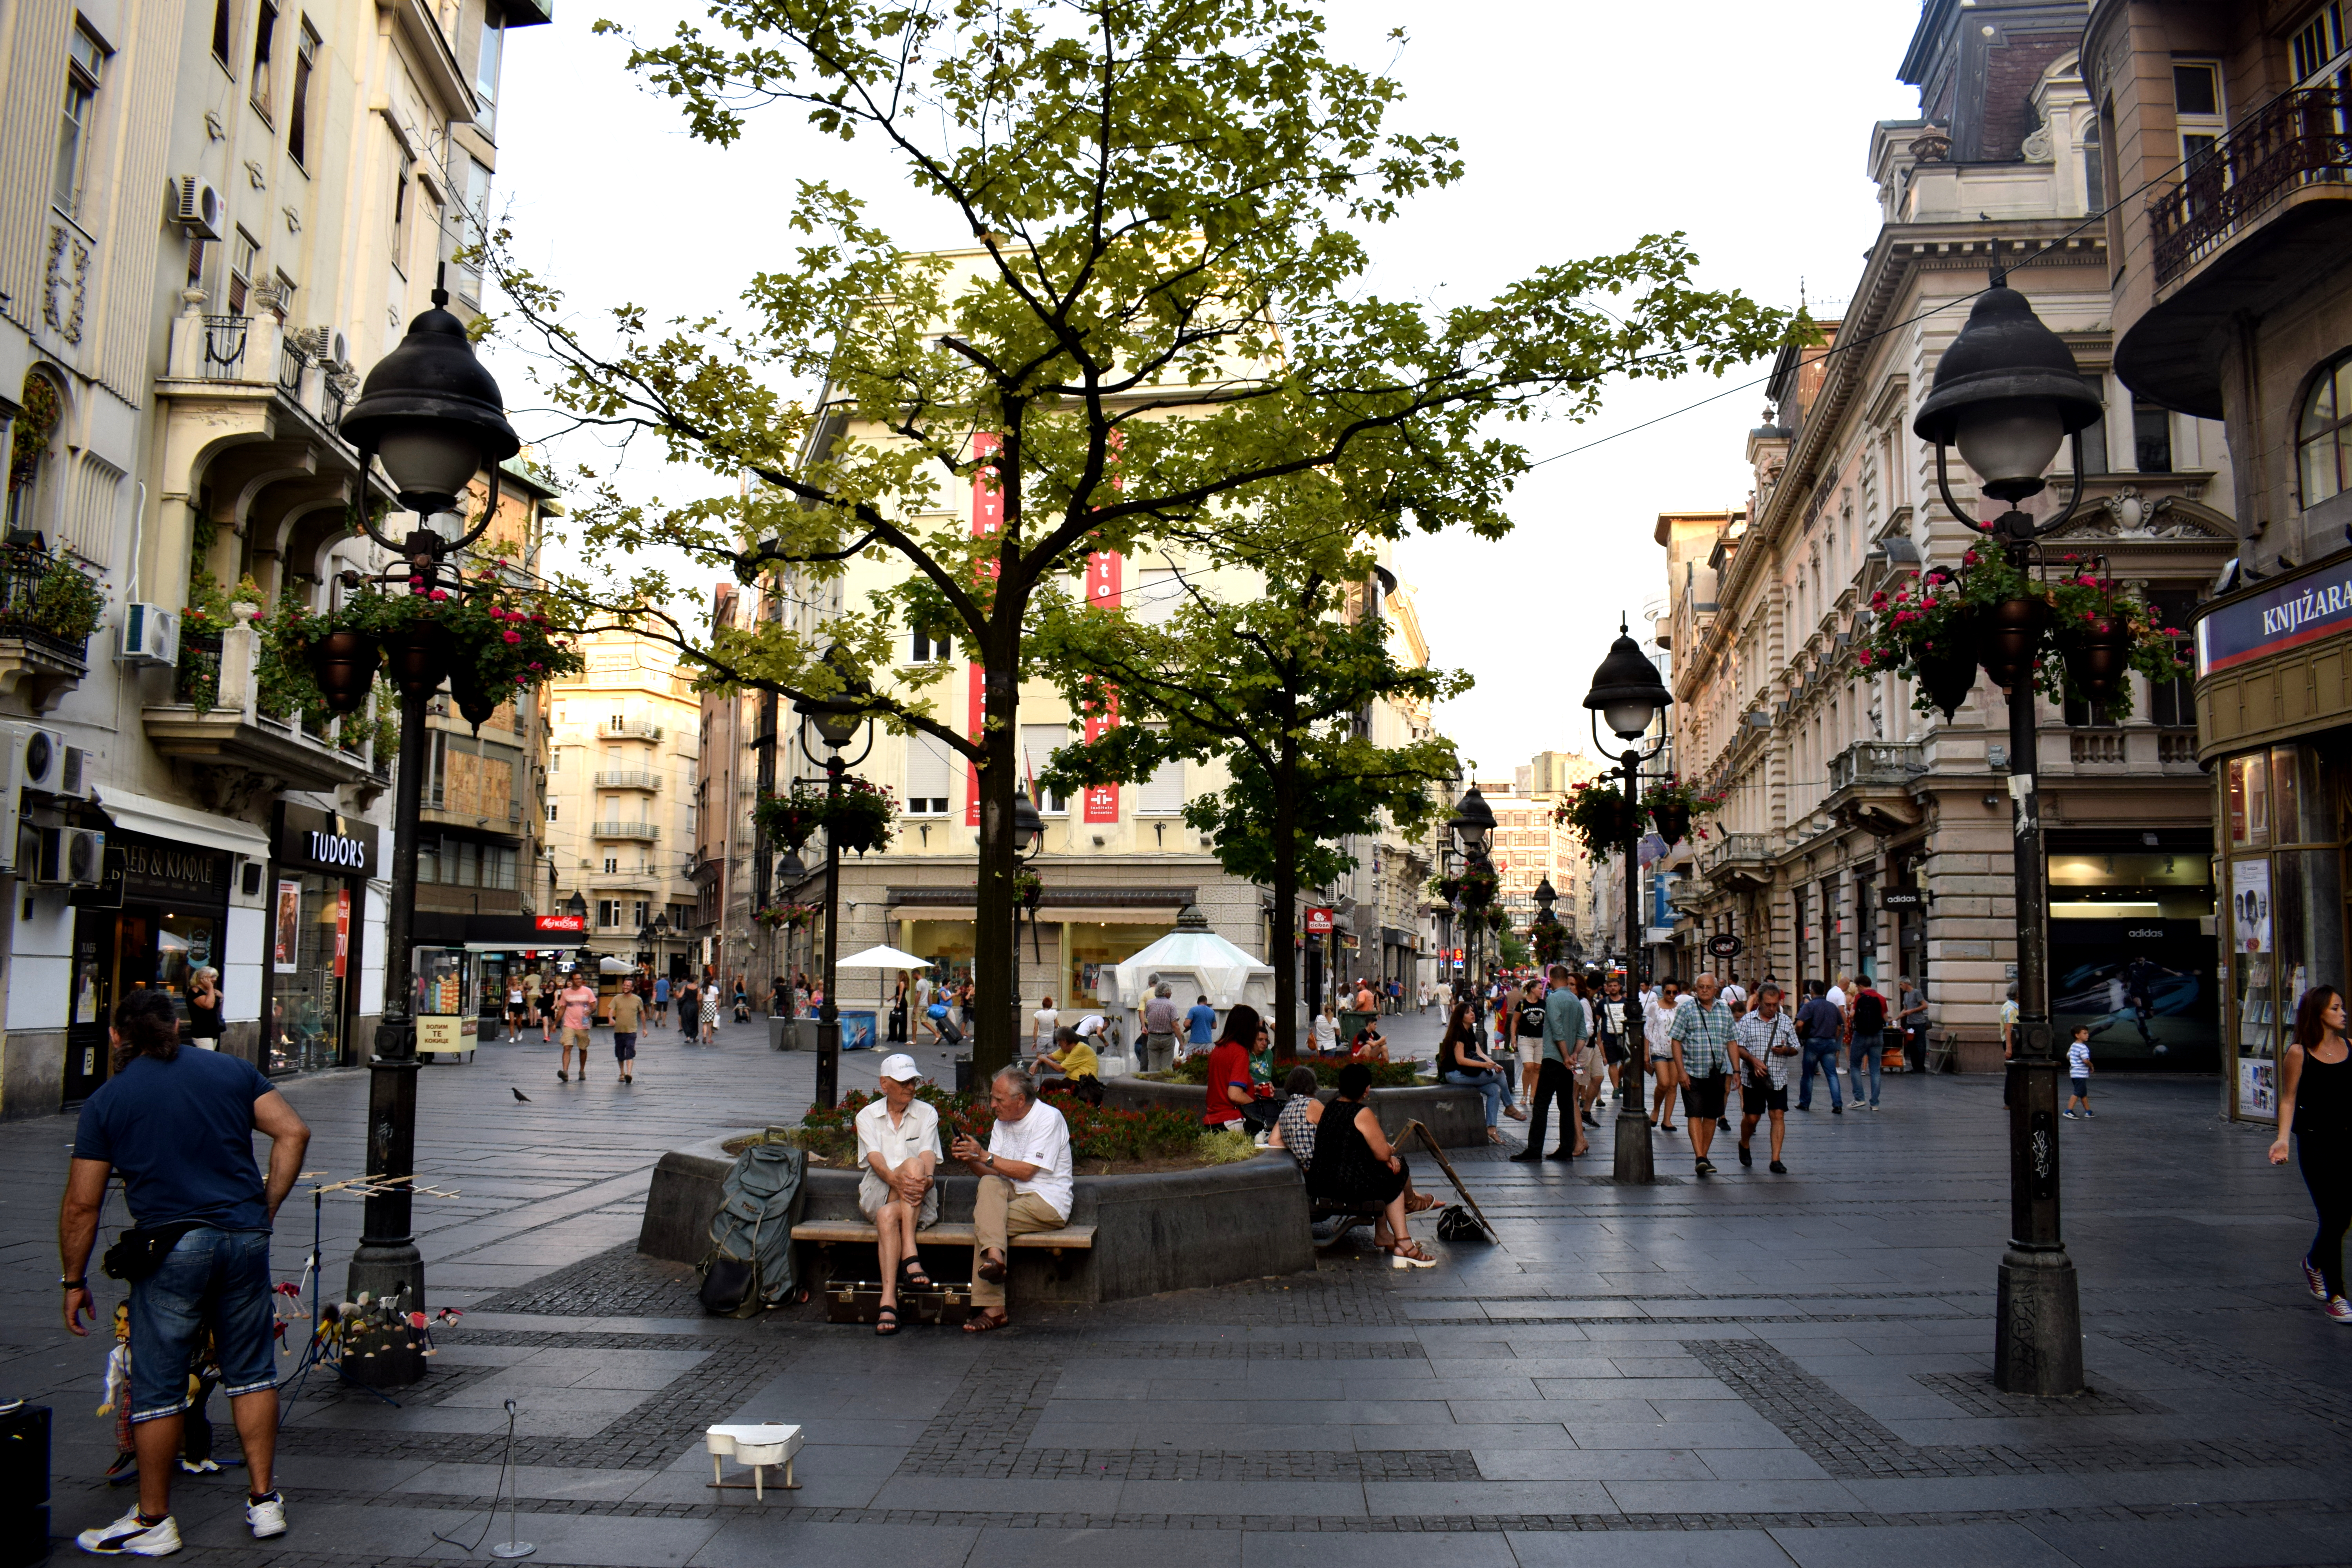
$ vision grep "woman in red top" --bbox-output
[1203,1004,1261,1128]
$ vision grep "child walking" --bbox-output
[2064,1025,2094,1118]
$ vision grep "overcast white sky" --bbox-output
[483,2,1926,773]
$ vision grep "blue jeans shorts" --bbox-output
[127,1226,278,1423]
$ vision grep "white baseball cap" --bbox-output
[878,1053,922,1083]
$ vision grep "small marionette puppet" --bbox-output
[178,1325,225,1474]
[96,1302,134,1482]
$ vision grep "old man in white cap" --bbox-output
[857,1053,941,1336]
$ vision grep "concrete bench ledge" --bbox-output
[790,1219,1096,1250]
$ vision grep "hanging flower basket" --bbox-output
[1640,775,1724,845]
[1974,593,2049,693]
[826,778,897,854]
[1426,873,1465,906]
[305,631,380,716]
[2046,559,2189,722]
[753,902,820,931]
[1916,646,1980,721]
[1553,780,1635,857]
[1013,870,1043,908]
[754,783,827,852]
[1457,861,1499,910]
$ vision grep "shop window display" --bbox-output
[2222,744,2348,1119]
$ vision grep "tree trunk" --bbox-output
[1269,734,1300,1062]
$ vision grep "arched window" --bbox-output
[7,370,62,541]
[2298,352,2352,508]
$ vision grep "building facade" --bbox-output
[1666,0,2234,1069]
[0,0,546,1116]
[2090,0,2352,1118]
[547,624,700,980]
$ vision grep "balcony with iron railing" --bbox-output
[0,544,97,711]
[605,718,665,742]
[148,603,374,793]
[1826,739,1925,794]
[1699,832,1775,889]
[161,294,358,435]
[595,769,662,791]
[592,820,661,841]
[2151,87,2352,287]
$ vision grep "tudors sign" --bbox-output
[275,803,379,878]
[2196,555,2352,677]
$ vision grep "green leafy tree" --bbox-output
[1029,543,1465,1059]
[1496,926,1532,972]
[492,0,1797,1074]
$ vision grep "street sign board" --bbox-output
[535,915,587,932]
[1706,934,1743,958]
[1304,906,1335,935]
[1880,890,1925,909]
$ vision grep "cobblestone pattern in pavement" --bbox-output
[1686,1338,2319,1479]
[279,1336,790,1470]
[1909,1370,2172,1419]
[465,1246,705,1318]
[2109,1326,2352,1432]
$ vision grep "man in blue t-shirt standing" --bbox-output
[59,991,312,1556]
[1185,995,1216,1056]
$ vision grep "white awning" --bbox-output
[836,944,930,970]
[91,787,270,858]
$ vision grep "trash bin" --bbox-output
[1338,1010,1374,1049]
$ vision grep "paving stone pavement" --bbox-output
[11,1007,2352,1565]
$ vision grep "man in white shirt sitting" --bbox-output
[854,1054,940,1336]
[949,1066,1073,1333]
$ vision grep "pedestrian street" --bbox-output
[8,1009,2348,1567]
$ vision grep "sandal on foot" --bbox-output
[899,1257,936,1291]
[1405,1192,1439,1214]
[963,1308,1009,1333]
[976,1250,1007,1284]
[873,1304,902,1337]
[1389,1241,1437,1269]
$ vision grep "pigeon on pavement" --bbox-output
[511,1087,531,1102]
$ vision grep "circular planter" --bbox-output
[1920,646,1979,720]
[387,623,452,699]
[1975,595,2048,692]
[1100,1075,1491,1149]
[2060,626,2132,713]
[305,631,380,715]
[638,1134,1313,1306]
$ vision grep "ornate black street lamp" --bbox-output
[793,652,872,1109]
[1915,274,2103,1397]
[1584,620,1672,1185]
[334,274,518,1316]
[1448,786,1496,1034]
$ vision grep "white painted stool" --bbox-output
[704,1423,803,1499]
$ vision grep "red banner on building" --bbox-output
[1080,548,1122,821]
[534,914,587,933]
[333,890,351,977]
[965,432,1001,827]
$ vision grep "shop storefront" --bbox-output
[411,911,591,1047]
[65,831,242,1102]
[264,805,379,1076]
[2192,551,2352,1121]
[2045,829,2217,1070]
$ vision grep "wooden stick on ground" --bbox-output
[1401,1119,1497,1240]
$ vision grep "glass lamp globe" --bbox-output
[1953,397,2065,499]
[1602,699,1657,740]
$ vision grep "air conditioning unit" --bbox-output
[31,825,104,887]
[6,723,67,795]
[301,327,349,367]
[170,176,224,240]
[120,603,180,667]
[57,746,91,800]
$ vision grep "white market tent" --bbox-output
[835,944,933,1023]
[1110,907,1275,1018]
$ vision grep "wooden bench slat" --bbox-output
[791,1220,1096,1249]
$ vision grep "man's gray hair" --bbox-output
[1155,981,1172,998]
[993,1064,1036,1103]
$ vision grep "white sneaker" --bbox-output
[246,1492,289,1539]
[76,1508,181,1556]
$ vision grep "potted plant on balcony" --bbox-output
[2045,557,2189,722]
[1639,774,1724,845]
[1553,779,1636,858]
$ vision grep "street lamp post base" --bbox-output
[1994,1246,2083,1396]
[1611,1108,1653,1184]
[347,1241,426,1314]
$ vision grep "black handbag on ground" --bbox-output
[101,1221,203,1283]
[1435,1205,1490,1243]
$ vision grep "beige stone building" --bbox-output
[546,626,700,978]
[0,0,547,1112]
[1664,0,2234,1067]
[2089,0,2352,1118]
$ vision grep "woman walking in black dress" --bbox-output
[1306,1063,1438,1268]
[2273,984,2352,1324]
